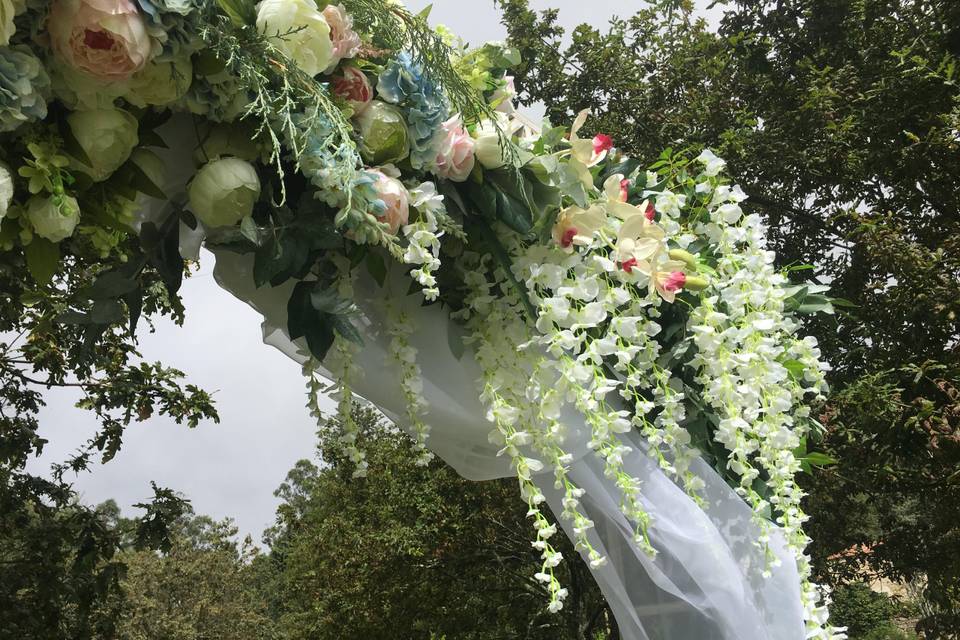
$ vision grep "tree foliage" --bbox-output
[0,141,219,635]
[256,405,615,640]
[498,0,959,634]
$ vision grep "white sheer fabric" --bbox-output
[211,250,806,640]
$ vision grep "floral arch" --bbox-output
[0,0,845,638]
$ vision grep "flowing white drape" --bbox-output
[211,250,806,640]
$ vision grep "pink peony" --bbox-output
[49,0,151,81]
[369,168,409,235]
[321,4,361,73]
[332,66,372,114]
[593,133,614,155]
[431,114,475,183]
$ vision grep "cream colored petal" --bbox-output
[603,173,624,201]
[571,108,590,137]
[608,200,642,220]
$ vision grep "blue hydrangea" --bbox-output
[376,52,449,170]
[0,46,50,133]
[135,0,199,57]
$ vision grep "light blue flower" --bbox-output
[135,0,200,58]
[376,52,449,170]
[0,45,49,133]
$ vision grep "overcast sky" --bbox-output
[28,0,727,542]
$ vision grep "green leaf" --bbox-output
[128,162,167,199]
[310,287,353,315]
[138,129,169,149]
[59,121,93,167]
[85,271,139,300]
[494,184,532,234]
[89,299,125,325]
[253,231,311,288]
[124,286,143,335]
[331,315,363,345]
[463,182,498,220]
[783,359,806,381]
[140,219,184,294]
[240,216,260,246]
[24,239,61,285]
[365,251,387,288]
[415,3,432,20]
[801,452,838,468]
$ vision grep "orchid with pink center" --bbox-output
[614,213,663,272]
[602,173,628,204]
[552,204,605,253]
[650,261,689,303]
[568,109,609,167]
[593,133,613,156]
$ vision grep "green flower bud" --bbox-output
[684,275,709,291]
[668,248,699,270]
[356,100,410,166]
[67,108,139,181]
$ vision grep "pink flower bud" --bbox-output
[644,201,656,222]
[332,66,373,114]
[663,271,687,292]
[592,134,614,155]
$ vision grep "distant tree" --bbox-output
[498,0,959,634]
[113,509,276,640]
[259,405,615,640]
[1,180,217,637]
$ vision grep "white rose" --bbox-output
[0,162,13,221]
[474,116,532,170]
[256,0,333,77]
[67,108,139,181]
[188,157,261,228]
[1,0,24,46]
[27,195,80,242]
[474,119,507,169]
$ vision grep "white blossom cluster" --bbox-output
[452,251,610,612]
[684,152,842,639]
[402,182,445,301]
[385,303,434,466]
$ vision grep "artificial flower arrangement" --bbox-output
[0,0,845,636]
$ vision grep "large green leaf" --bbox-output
[24,239,61,285]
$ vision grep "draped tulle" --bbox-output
[211,249,806,640]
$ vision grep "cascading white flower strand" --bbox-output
[453,252,610,612]
[402,182,446,301]
[384,301,434,466]
[684,154,842,640]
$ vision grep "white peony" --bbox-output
[27,195,80,242]
[0,0,24,46]
[0,161,13,221]
[256,0,333,77]
[67,108,139,181]
[188,157,261,228]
